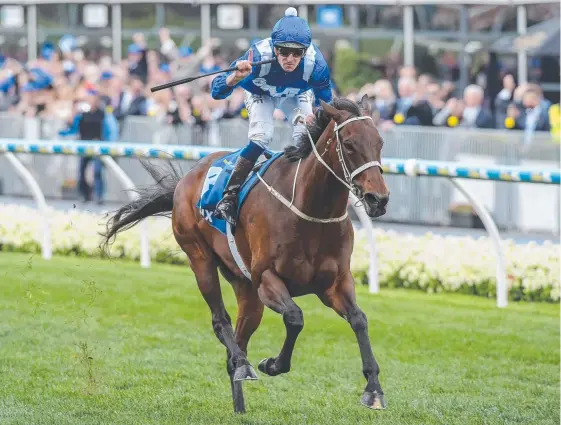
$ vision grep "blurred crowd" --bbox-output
[0,30,558,140]
[0,30,254,129]
[349,66,558,138]
[0,31,558,205]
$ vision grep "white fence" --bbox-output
[1,139,559,308]
[0,114,559,235]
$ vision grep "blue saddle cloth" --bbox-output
[196,149,284,235]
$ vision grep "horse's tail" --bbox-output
[100,159,182,253]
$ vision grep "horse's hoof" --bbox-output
[257,357,288,376]
[360,390,386,410]
[258,358,269,372]
[233,364,259,382]
[258,357,276,376]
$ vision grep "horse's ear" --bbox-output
[359,94,372,115]
[320,100,341,120]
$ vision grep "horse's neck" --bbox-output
[295,122,349,219]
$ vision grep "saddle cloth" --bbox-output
[196,149,284,235]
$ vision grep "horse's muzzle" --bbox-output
[363,192,389,218]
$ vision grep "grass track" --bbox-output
[0,252,559,425]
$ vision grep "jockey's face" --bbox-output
[274,46,305,73]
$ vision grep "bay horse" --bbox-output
[102,96,390,414]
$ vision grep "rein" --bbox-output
[256,114,383,223]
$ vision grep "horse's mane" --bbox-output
[283,97,364,162]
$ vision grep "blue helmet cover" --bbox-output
[271,8,312,49]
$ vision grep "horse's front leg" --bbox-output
[320,272,386,410]
[256,269,304,376]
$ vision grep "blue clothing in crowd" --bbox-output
[58,109,119,141]
[58,107,119,202]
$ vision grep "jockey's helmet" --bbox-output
[271,7,312,50]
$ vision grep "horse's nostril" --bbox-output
[378,194,389,208]
[364,192,379,205]
[364,192,389,208]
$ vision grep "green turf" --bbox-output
[0,252,559,425]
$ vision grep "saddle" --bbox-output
[252,150,274,173]
[197,148,284,236]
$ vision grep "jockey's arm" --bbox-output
[210,66,237,100]
[309,62,333,106]
[312,83,333,106]
[211,49,255,100]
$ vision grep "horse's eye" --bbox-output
[343,139,356,150]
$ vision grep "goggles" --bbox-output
[276,46,306,58]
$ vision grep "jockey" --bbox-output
[210,7,333,226]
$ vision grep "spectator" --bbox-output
[505,85,552,143]
[98,70,119,110]
[391,65,417,94]
[399,65,417,79]
[10,67,55,118]
[426,82,445,116]
[439,51,460,82]
[46,75,75,122]
[190,94,212,127]
[0,59,21,111]
[158,28,220,96]
[58,88,119,203]
[148,88,172,122]
[440,81,456,102]
[372,79,397,120]
[549,103,560,142]
[114,75,148,121]
[173,85,195,124]
[417,73,434,96]
[127,33,148,84]
[433,84,493,129]
[494,74,517,128]
[220,88,247,120]
[390,77,433,127]
[512,83,530,108]
[361,79,396,131]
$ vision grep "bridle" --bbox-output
[308,115,383,200]
[256,113,383,223]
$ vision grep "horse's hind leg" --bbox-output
[256,269,304,376]
[320,272,386,410]
[181,243,257,413]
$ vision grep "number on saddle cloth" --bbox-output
[196,149,283,236]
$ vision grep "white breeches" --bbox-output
[243,90,314,148]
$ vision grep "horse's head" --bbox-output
[320,96,389,218]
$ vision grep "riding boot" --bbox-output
[214,155,256,226]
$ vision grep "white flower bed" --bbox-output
[352,229,559,302]
[1,203,558,302]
